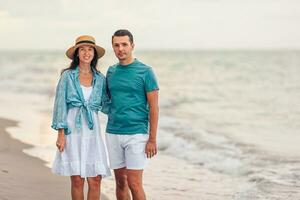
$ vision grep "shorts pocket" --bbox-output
[132,143,146,154]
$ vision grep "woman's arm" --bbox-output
[56,129,66,152]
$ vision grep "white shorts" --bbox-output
[105,133,149,170]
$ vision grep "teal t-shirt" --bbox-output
[106,59,159,134]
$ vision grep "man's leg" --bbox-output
[127,169,145,200]
[114,167,131,200]
[106,134,129,199]
[124,134,148,200]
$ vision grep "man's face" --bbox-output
[112,36,134,61]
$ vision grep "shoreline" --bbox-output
[0,115,242,200]
[0,117,109,200]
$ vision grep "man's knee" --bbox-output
[127,170,143,192]
[127,173,142,192]
[128,179,142,193]
[116,174,128,190]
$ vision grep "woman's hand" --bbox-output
[56,129,66,152]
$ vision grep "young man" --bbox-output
[105,29,159,200]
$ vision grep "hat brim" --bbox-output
[66,43,105,59]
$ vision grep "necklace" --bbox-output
[79,68,92,75]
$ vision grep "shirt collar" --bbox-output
[71,66,98,85]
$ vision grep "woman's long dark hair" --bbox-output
[61,47,99,75]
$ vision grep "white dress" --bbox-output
[52,85,111,178]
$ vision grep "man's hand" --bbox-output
[145,140,157,158]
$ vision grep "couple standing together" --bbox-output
[51,29,159,200]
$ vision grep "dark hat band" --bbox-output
[76,40,95,45]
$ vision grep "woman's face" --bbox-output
[78,45,95,65]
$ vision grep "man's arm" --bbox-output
[145,90,159,158]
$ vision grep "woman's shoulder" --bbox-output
[61,69,73,77]
[56,69,70,81]
[94,70,105,80]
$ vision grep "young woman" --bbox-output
[51,35,111,200]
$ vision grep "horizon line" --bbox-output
[1,48,300,52]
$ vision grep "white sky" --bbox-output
[1,0,300,50]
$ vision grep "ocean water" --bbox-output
[0,50,299,199]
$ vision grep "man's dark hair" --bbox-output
[112,29,134,44]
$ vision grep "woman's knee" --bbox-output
[71,176,84,188]
[88,176,102,189]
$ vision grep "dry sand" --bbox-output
[0,117,109,200]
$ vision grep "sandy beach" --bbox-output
[1,51,300,199]
[0,116,239,200]
[0,117,108,200]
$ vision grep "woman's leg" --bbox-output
[87,175,102,200]
[70,175,85,200]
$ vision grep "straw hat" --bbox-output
[66,35,105,59]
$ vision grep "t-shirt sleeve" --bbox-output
[144,67,159,93]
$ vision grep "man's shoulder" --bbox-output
[135,59,153,74]
[107,64,118,73]
[135,59,150,68]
